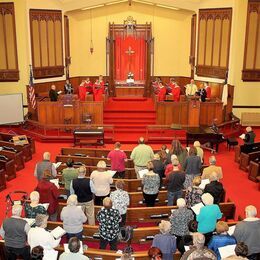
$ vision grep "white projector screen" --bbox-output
[0,94,24,124]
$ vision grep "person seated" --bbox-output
[28,214,60,259]
[157,82,166,101]
[170,198,194,242]
[34,151,57,181]
[204,82,211,99]
[224,242,249,259]
[202,156,223,180]
[204,172,224,204]
[185,79,198,96]
[193,141,204,163]
[59,237,89,260]
[152,220,176,260]
[25,191,47,219]
[96,197,121,251]
[166,159,185,206]
[0,205,31,260]
[62,159,78,197]
[142,161,161,207]
[152,153,165,182]
[49,84,61,102]
[35,169,59,221]
[197,193,222,245]
[208,221,237,260]
[185,176,203,208]
[181,232,217,259]
[107,142,128,179]
[31,246,44,260]
[234,205,260,259]
[60,194,87,240]
[148,247,163,260]
[244,126,256,145]
[90,160,113,205]
[64,79,73,94]
[110,180,130,227]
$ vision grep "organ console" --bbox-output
[73,128,104,147]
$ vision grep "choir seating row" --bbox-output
[56,202,236,223]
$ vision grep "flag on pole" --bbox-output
[28,65,36,110]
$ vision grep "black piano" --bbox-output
[186,127,223,152]
[73,128,104,147]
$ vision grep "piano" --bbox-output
[73,128,104,147]
[186,127,223,152]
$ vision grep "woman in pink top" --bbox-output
[165,154,182,177]
[107,142,128,178]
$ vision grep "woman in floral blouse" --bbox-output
[25,191,47,219]
[96,197,121,250]
[142,161,161,207]
[185,176,203,208]
[110,180,130,227]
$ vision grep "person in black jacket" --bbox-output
[49,84,60,102]
[244,126,256,145]
[204,171,224,204]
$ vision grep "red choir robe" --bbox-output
[93,81,104,101]
[158,85,166,101]
[78,82,87,101]
[172,85,181,102]
[85,81,93,94]
[205,86,211,98]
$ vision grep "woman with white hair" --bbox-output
[152,220,177,260]
[181,232,217,259]
[164,154,181,177]
[170,198,194,247]
[197,193,222,244]
[244,126,256,145]
[25,191,47,219]
[90,160,113,205]
[60,194,87,240]
[193,141,204,163]
[28,214,60,260]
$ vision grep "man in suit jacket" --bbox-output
[49,84,60,102]
[202,156,223,180]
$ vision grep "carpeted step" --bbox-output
[112,97,148,102]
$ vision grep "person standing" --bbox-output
[49,84,61,102]
[0,205,31,260]
[204,82,211,99]
[107,142,128,178]
[93,79,103,101]
[62,159,78,197]
[64,79,73,94]
[185,79,198,96]
[70,166,95,225]
[130,137,154,179]
[157,82,166,101]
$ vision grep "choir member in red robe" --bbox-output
[78,80,87,101]
[93,79,103,101]
[85,77,93,94]
[172,83,181,102]
[157,82,166,101]
[205,82,211,99]
[98,75,105,93]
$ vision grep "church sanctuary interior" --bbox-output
[0,0,260,259]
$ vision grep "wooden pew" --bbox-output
[0,158,16,181]
[0,150,25,171]
[0,140,32,162]
[57,202,236,223]
[57,163,136,179]
[0,132,36,154]
[239,151,260,172]
[0,168,6,191]
[248,160,260,182]
[234,142,260,164]
[56,154,134,168]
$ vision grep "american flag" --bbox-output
[28,65,36,110]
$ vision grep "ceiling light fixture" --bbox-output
[156,4,179,10]
[106,0,128,6]
[81,4,104,10]
[133,0,154,6]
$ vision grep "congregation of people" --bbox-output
[0,137,259,260]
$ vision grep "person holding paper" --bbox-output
[110,180,130,227]
[90,161,113,206]
[34,152,57,181]
[70,166,95,226]
[202,156,223,180]
[35,169,59,221]
[244,126,256,145]
[181,232,217,260]
[107,142,127,179]
[142,161,160,207]
[96,198,121,251]
[28,214,60,260]
[59,237,89,260]
[0,205,31,260]
[60,195,87,240]
[208,221,236,260]
[62,159,78,197]
[197,193,222,245]
[224,242,249,259]
[233,205,260,259]
[185,176,203,208]
[49,84,61,102]
[185,79,198,96]
[25,191,47,219]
